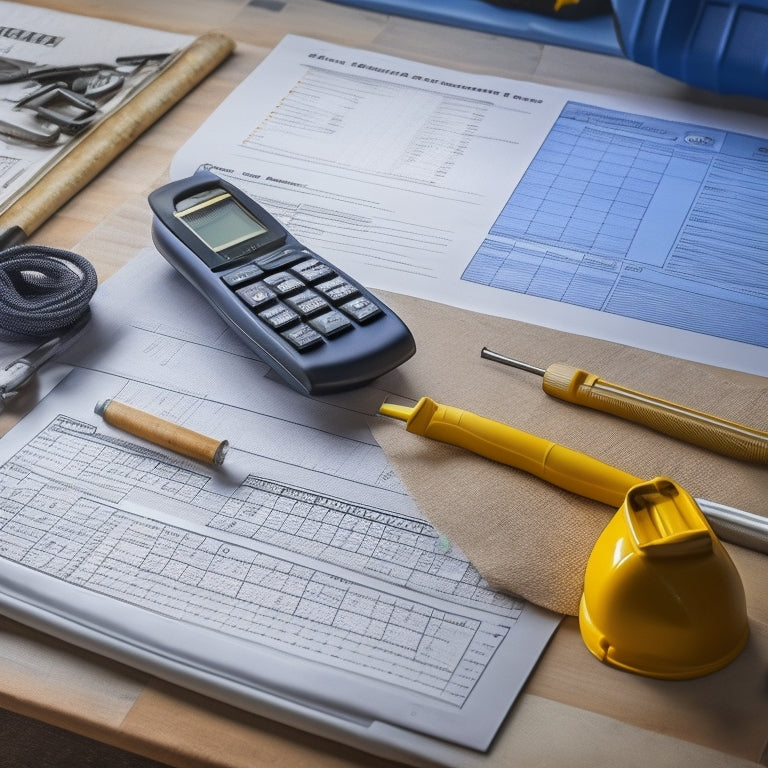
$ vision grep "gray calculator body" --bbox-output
[148,171,415,395]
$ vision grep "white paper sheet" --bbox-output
[171,35,768,376]
[0,249,559,766]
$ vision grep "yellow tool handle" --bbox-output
[541,363,768,464]
[380,397,641,507]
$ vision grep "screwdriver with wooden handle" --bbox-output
[480,347,768,464]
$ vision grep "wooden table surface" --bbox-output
[2,2,767,766]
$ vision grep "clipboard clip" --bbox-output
[15,83,100,135]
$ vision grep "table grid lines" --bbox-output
[462,101,768,348]
[0,416,516,707]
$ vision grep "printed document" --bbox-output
[172,35,768,376]
[0,249,559,767]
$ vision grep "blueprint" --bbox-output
[172,35,768,375]
[462,102,768,350]
[0,250,559,767]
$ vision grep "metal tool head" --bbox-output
[579,476,749,679]
[0,115,60,145]
[15,84,99,134]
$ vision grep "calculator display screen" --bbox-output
[177,193,268,257]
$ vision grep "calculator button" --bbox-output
[282,323,323,351]
[262,271,304,295]
[259,304,299,330]
[284,289,330,317]
[315,276,359,304]
[236,282,277,309]
[309,310,352,337]
[291,258,335,284]
[222,263,264,288]
[340,297,383,323]
[256,245,304,271]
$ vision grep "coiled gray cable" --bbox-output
[0,244,97,339]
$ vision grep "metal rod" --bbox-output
[481,347,545,376]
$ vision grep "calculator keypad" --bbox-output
[258,304,299,330]
[235,282,276,309]
[223,248,383,351]
[282,323,322,350]
[341,297,382,323]
[284,289,330,318]
[309,310,352,336]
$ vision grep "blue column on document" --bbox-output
[625,156,708,266]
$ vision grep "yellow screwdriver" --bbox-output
[379,396,768,554]
[480,347,768,464]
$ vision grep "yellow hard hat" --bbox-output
[579,477,749,680]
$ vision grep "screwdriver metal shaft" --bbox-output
[481,347,768,464]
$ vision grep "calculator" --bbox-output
[148,171,415,395]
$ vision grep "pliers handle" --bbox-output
[0,337,60,405]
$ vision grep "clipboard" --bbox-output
[0,31,235,247]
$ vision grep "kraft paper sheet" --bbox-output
[371,292,767,616]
